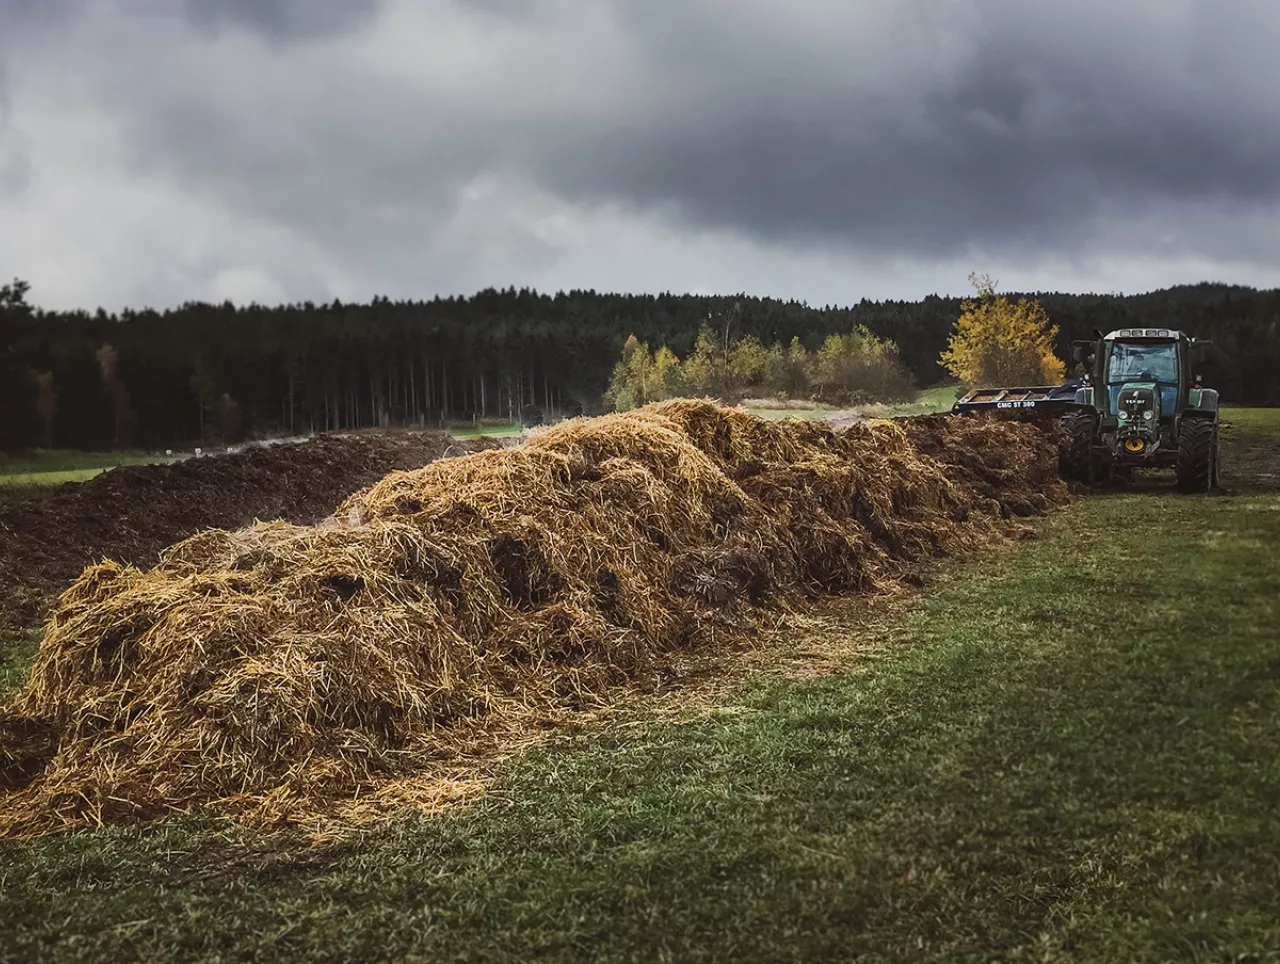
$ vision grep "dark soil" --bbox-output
[1220,424,1280,491]
[0,432,494,631]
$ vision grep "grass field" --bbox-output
[0,431,524,486]
[1,412,1277,962]
[446,424,526,439]
[746,384,962,422]
[0,450,181,486]
[1223,404,1280,436]
[883,383,964,416]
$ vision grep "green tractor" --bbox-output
[953,327,1220,491]
[1061,328,1219,491]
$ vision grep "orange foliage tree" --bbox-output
[940,274,1066,387]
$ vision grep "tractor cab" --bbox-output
[1104,337,1180,415]
[1094,331,1185,457]
[1074,328,1212,416]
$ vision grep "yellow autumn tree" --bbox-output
[810,326,915,403]
[680,325,721,395]
[652,345,684,397]
[604,334,654,411]
[727,335,772,388]
[940,274,1066,387]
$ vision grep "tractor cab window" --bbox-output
[1106,342,1178,384]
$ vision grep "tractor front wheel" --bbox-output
[1061,412,1098,483]
[1176,417,1218,493]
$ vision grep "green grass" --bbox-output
[744,406,838,421]
[1222,405,1280,437]
[747,384,962,422]
[1,416,1278,962]
[0,428,520,483]
[446,424,526,439]
[0,468,115,485]
[0,451,179,487]
[0,631,40,702]
[889,383,965,415]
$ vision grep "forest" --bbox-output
[1,278,1278,453]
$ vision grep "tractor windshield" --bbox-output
[1106,342,1179,385]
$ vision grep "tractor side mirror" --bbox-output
[1190,339,1215,363]
[1069,341,1094,364]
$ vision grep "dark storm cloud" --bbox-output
[7,0,1280,310]
[528,1,1280,256]
[0,0,384,39]
[0,0,78,28]
[180,0,385,41]
[84,0,1280,264]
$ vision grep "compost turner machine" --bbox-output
[953,328,1220,492]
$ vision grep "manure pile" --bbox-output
[0,401,1067,837]
[0,431,492,631]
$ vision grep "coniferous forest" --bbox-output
[1,278,1277,454]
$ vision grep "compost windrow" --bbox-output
[0,433,491,631]
[0,403,1067,837]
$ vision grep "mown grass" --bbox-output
[1,414,1277,963]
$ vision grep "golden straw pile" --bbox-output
[0,401,1066,837]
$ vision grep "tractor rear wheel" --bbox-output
[1176,417,1217,493]
[1061,412,1097,482]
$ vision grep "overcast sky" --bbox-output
[2,0,1279,312]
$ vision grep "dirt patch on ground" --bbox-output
[1220,421,1280,491]
[0,433,495,631]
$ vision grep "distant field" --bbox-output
[446,424,526,439]
[746,384,961,422]
[0,428,526,486]
[884,384,965,416]
[1222,404,1280,436]
[0,451,180,486]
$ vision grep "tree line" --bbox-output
[1,278,1277,454]
[604,325,914,411]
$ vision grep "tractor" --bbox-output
[953,328,1220,492]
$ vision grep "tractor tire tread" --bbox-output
[1061,412,1096,483]
[1176,417,1217,493]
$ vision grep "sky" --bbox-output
[2,0,1280,312]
